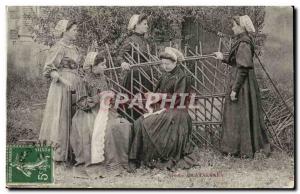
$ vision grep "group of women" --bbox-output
[38,13,270,177]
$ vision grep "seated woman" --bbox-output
[70,51,132,177]
[128,47,197,172]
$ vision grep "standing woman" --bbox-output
[39,20,86,162]
[117,14,153,120]
[214,15,270,158]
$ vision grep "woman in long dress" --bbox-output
[70,51,132,177]
[214,15,270,158]
[117,14,154,120]
[128,47,196,172]
[39,20,86,162]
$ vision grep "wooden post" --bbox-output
[199,41,203,56]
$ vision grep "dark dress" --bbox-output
[129,66,196,170]
[117,32,154,120]
[220,32,271,158]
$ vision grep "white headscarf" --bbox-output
[83,52,98,70]
[239,15,256,33]
[127,14,140,31]
[164,47,185,62]
[54,19,69,36]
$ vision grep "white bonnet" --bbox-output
[55,19,69,35]
[127,14,140,31]
[239,15,256,33]
[159,47,184,62]
[83,52,98,70]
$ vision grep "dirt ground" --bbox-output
[48,149,294,189]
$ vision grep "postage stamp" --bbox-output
[6,145,53,185]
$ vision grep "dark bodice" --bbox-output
[223,33,256,93]
[155,66,191,94]
[225,32,255,68]
[76,72,109,111]
[117,32,151,64]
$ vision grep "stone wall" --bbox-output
[7,6,49,79]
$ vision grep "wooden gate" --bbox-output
[103,37,294,152]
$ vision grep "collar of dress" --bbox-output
[132,32,145,37]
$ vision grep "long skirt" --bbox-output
[221,70,271,158]
[129,109,196,170]
[71,109,132,170]
[122,69,153,120]
[39,70,85,161]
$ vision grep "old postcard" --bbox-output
[6,6,294,189]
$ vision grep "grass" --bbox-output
[7,70,48,144]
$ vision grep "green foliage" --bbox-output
[33,6,266,52]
